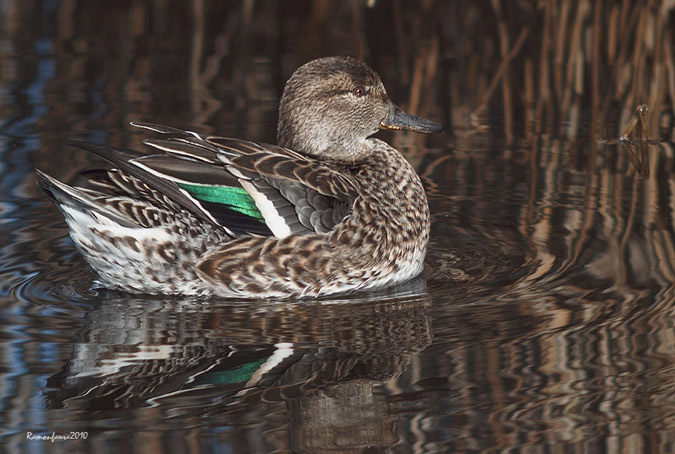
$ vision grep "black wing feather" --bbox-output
[70,141,221,226]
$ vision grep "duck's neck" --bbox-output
[278,129,373,163]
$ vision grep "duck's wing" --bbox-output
[130,122,356,238]
[59,141,268,237]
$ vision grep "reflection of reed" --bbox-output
[417,121,675,452]
[392,276,675,452]
[437,1,674,145]
[422,129,675,291]
[12,1,672,155]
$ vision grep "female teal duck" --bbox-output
[37,56,441,298]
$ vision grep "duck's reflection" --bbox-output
[46,279,431,452]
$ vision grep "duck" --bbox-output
[36,56,441,298]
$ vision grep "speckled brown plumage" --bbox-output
[36,56,441,298]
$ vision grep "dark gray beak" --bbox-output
[379,101,442,134]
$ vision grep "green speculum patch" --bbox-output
[187,357,268,387]
[179,183,264,221]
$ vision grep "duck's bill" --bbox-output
[379,103,442,134]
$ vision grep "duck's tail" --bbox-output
[35,169,139,228]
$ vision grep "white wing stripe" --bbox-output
[240,180,291,238]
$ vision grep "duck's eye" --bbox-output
[352,87,366,97]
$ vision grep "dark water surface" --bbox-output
[1,2,675,453]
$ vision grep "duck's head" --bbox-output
[277,56,441,161]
